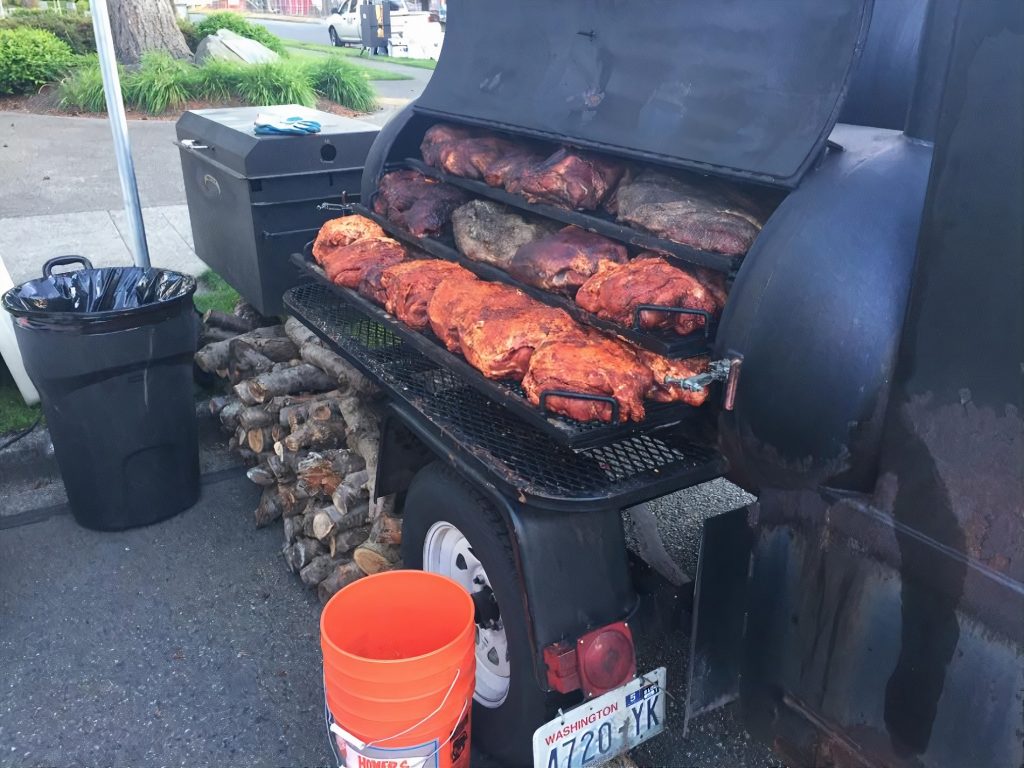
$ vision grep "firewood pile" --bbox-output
[196,305,401,603]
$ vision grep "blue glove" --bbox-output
[254,115,322,135]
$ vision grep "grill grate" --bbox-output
[285,282,725,508]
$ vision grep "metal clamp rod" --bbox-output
[177,139,211,151]
[664,354,743,411]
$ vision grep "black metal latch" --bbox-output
[665,354,743,411]
[317,191,354,214]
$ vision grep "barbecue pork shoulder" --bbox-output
[380,260,475,331]
[508,225,629,295]
[374,170,468,238]
[507,148,625,210]
[452,200,557,269]
[320,236,406,289]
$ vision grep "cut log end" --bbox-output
[353,541,401,575]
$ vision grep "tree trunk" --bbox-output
[108,0,192,64]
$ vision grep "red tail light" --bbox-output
[543,621,636,698]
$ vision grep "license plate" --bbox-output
[532,668,667,768]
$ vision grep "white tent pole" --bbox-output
[90,0,151,268]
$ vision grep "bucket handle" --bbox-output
[43,255,93,278]
[329,668,469,766]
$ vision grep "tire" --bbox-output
[328,26,340,46]
[402,462,553,766]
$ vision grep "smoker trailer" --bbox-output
[277,0,1023,765]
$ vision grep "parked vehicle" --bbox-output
[325,0,442,57]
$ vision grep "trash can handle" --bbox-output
[43,256,94,278]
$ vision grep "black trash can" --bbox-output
[2,256,201,531]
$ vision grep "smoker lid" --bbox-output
[175,105,380,179]
[416,0,873,187]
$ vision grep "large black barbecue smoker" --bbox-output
[183,0,1023,765]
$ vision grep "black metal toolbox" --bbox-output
[176,105,379,315]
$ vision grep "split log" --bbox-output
[302,510,318,539]
[199,326,237,347]
[329,524,372,558]
[254,487,283,528]
[283,515,304,545]
[284,316,320,349]
[300,554,340,586]
[233,299,265,326]
[228,340,274,384]
[246,464,276,487]
[204,309,258,335]
[332,469,370,514]
[219,399,244,431]
[280,391,342,429]
[237,405,277,431]
[208,395,234,417]
[195,325,285,374]
[297,451,365,496]
[353,541,401,575]
[235,364,336,405]
[278,482,312,517]
[369,514,402,547]
[317,561,364,603]
[266,453,298,482]
[284,537,325,573]
[312,499,370,541]
[246,426,276,454]
[283,419,347,453]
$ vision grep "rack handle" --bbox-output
[539,389,620,423]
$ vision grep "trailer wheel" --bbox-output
[402,462,550,764]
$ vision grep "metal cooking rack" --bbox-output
[403,158,742,274]
[283,282,726,509]
[291,251,701,449]
[356,204,714,359]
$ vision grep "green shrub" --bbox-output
[192,58,239,101]
[234,59,315,108]
[0,12,95,54]
[177,17,200,53]
[0,27,76,95]
[304,54,375,112]
[56,56,106,111]
[192,12,286,56]
[123,51,196,114]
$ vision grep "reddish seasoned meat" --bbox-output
[420,123,479,167]
[374,170,468,238]
[427,277,534,352]
[523,335,653,423]
[437,136,523,181]
[612,170,762,256]
[380,260,474,331]
[356,262,392,306]
[507,226,629,295]
[693,266,729,307]
[507,148,625,210]
[312,215,385,265]
[639,352,710,406]
[458,304,582,380]
[575,256,719,336]
[482,146,546,188]
[319,236,406,288]
[451,200,557,269]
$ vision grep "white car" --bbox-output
[325,0,443,58]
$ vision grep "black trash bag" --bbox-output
[2,256,196,328]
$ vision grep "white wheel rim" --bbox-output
[423,521,511,708]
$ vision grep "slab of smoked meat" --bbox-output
[312,215,385,265]
[374,170,468,238]
[507,148,625,210]
[575,255,719,336]
[522,335,654,423]
[612,170,762,256]
[380,260,474,331]
[639,352,710,406]
[437,136,527,181]
[451,200,557,269]
[427,277,534,352]
[507,225,629,295]
[420,123,479,167]
[320,237,406,288]
[482,146,546,188]
[357,260,400,306]
[457,304,583,380]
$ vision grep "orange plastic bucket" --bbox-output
[321,570,475,768]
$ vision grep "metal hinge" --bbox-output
[665,354,743,411]
[317,191,354,213]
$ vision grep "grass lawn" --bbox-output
[194,270,240,315]
[287,48,412,80]
[287,41,436,70]
[0,364,40,436]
